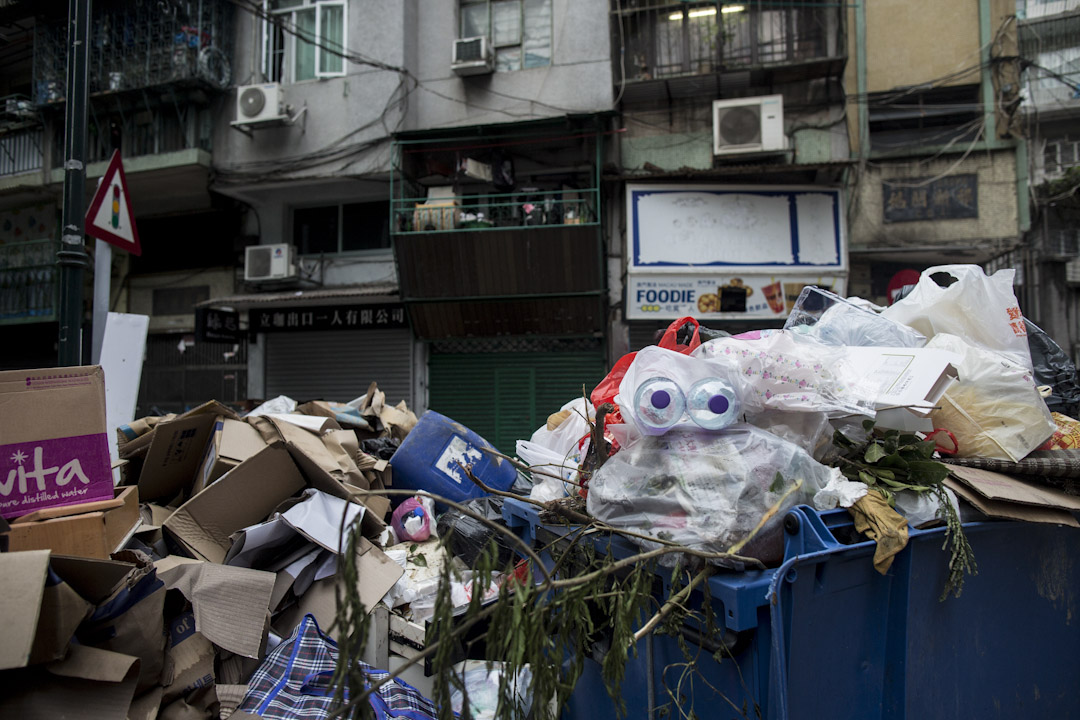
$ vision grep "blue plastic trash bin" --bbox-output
[390,410,516,508]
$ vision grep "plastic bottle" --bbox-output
[632,377,686,435]
[686,377,740,430]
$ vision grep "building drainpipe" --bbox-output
[856,0,868,159]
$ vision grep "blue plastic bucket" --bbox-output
[389,410,516,507]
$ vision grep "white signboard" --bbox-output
[626,273,847,321]
[627,184,845,272]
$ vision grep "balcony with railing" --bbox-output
[0,238,58,324]
[390,121,606,339]
[612,0,845,102]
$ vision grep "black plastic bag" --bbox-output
[1026,319,1080,417]
[436,496,516,569]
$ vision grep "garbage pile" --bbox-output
[2,263,1079,720]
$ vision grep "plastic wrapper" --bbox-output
[693,330,876,418]
[391,496,437,542]
[436,496,516,569]
[451,661,534,720]
[785,286,926,348]
[927,333,1056,461]
[586,425,842,563]
[615,345,763,436]
[1026,319,1080,418]
[882,264,1034,370]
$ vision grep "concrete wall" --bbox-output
[408,0,613,129]
[849,148,1020,257]
[214,0,415,179]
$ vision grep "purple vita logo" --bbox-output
[1,447,91,497]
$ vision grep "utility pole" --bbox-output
[57,0,91,366]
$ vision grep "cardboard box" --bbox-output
[191,417,267,496]
[946,466,1080,526]
[847,346,961,430]
[3,486,140,559]
[0,366,114,519]
[163,444,306,563]
[120,400,239,503]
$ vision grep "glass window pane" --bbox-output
[294,205,339,254]
[462,2,489,38]
[342,202,390,252]
[294,8,317,81]
[495,46,521,72]
[492,0,521,46]
[523,0,551,68]
[319,4,345,75]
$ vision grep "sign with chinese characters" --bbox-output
[250,303,408,333]
[882,174,978,223]
[626,273,846,321]
[195,308,240,342]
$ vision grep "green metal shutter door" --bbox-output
[428,350,607,454]
[265,329,414,406]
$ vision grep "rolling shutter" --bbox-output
[428,347,606,454]
[265,329,414,406]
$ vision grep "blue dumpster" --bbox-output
[502,498,1080,719]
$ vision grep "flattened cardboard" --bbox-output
[155,556,276,659]
[191,417,267,497]
[949,466,1080,512]
[161,612,215,704]
[251,417,388,538]
[0,550,51,670]
[0,644,140,720]
[163,444,306,564]
[3,486,139,559]
[945,477,1080,527]
[272,537,403,636]
[125,401,239,503]
[0,365,114,519]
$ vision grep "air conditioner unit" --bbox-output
[452,36,494,76]
[712,95,786,156]
[234,83,286,126]
[245,244,296,282]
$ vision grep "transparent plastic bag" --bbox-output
[693,330,876,418]
[585,425,841,562]
[785,286,926,348]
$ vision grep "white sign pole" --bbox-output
[91,238,111,364]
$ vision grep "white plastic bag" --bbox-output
[586,425,841,562]
[450,661,534,720]
[926,333,1056,461]
[516,398,593,501]
[881,265,1033,369]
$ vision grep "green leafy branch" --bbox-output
[831,420,977,599]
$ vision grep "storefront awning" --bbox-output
[197,281,399,309]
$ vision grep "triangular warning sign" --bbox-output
[85,150,141,256]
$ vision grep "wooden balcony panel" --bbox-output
[408,296,604,340]
[395,226,602,300]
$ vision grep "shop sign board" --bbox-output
[251,303,408,333]
[626,273,846,321]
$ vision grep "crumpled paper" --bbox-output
[812,470,869,510]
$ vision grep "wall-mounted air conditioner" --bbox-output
[712,95,786,156]
[452,36,494,76]
[233,83,287,127]
[245,244,296,282]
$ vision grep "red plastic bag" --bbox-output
[590,317,702,411]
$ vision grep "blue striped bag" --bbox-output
[237,614,440,720]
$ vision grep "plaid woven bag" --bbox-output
[238,614,440,720]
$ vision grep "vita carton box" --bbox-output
[0,366,114,520]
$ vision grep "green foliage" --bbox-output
[831,423,977,599]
